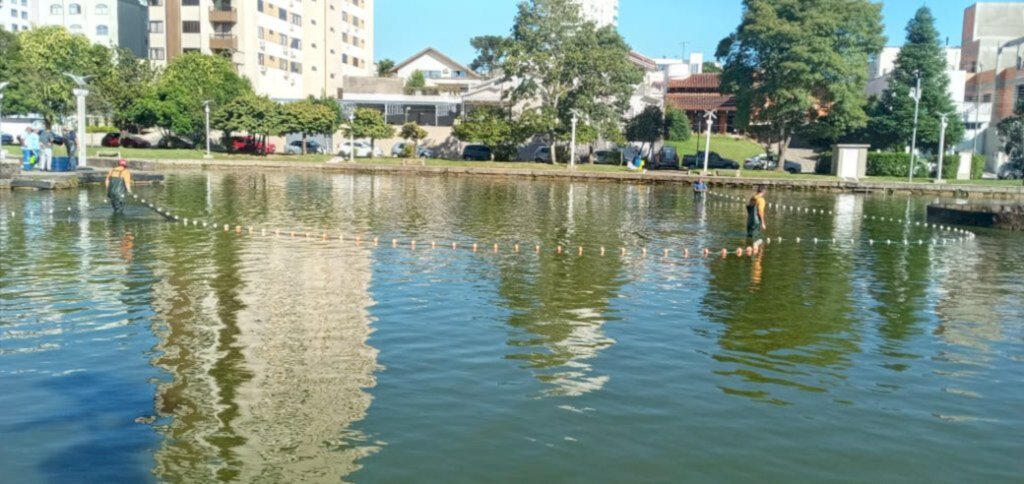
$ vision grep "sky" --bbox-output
[375,0,999,67]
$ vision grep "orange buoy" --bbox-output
[431,241,436,249]
[535,245,540,253]
[453,242,458,250]
[641,248,647,257]
[392,238,398,247]
[514,244,520,252]
[494,243,499,253]
[663,248,669,257]
[557,246,562,254]
[473,243,478,252]
[721,248,728,258]
[600,246,606,256]
[736,248,743,257]
[683,248,689,258]
[578,246,584,256]
[374,237,379,246]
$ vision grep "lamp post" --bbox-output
[570,111,578,169]
[348,112,355,163]
[0,81,8,160]
[973,61,982,155]
[73,87,89,169]
[936,112,949,183]
[702,110,716,175]
[203,100,212,159]
[908,71,922,182]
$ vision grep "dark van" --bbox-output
[462,145,492,161]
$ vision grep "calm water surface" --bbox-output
[1,171,1022,483]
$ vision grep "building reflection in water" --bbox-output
[148,175,378,483]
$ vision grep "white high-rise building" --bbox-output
[574,0,618,28]
[33,0,149,58]
[1,0,36,32]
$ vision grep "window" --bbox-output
[342,53,348,64]
[149,48,165,60]
[258,53,265,65]
[279,58,287,70]
[342,33,348,43]
[290,13,301,25]
[69,24,82,33]
[1017,84,1024,104]
[278,7,287,20]
[96,3,108,15]
[10,9,16,18]
[982,94,992,103]
[182,21,200,33]
[181,0,199,5]
[311,66,317,71]
[290,62,301,74]
[257,0,263,12]
[96,25,108,35]
[279,34,287,46]
[148,21,163,33]
[50,4,62,14]
[290,38,301,50]
[342,12,348,21]
[21,11,27,19]
[21,0,26,5]
[257,26,264,39]
[68,3,81,14]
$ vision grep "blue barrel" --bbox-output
[21,150,34,171]
[52,156,70,172]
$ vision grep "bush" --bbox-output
[494,144,518,161]
[400,144,415,158]
[87,125,118,134]
[866,152,928,177]
[665,107,691,142]
[971,154,985,180]
[815,151,832,174]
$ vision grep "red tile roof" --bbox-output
[667,73,723,90]
[666,93,737,112]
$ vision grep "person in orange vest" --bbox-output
[105,159,133,214]
[746,185,767,238]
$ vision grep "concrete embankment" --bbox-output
[4,156,1023,199]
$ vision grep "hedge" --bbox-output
[815,151,832,174]
[866,152,929,178]
[971,154,985,179]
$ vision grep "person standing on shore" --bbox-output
[746,186,767,238]
[39,126,54,171]
[65,127,77,167]
[23,127,39,169]
[105,159,133,214]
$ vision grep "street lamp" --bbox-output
[348,112,355,163]
[702,110,716,175]
[203,100,213,159]
[936,112,949,183]
[908,71,922,182]
[570,110,579,169]
[0,81,8,160]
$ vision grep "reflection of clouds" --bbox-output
[513,307,615,397]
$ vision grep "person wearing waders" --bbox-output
[105,159,133,214]
[746,185,767,238]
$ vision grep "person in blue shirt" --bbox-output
[22,127,40,169]
[693,178,708,200]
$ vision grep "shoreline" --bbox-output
[5,156,1024,198]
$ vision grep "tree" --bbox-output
[90,48,158,132]
[469,35,507,76]
[453,107,514,151]
[399,122,428,157]
[406,70,426,89]
[665,106,691,142]
[717,0,884,170]
[152,52,252,139]
[625,105,663,158]
[6,26,106,126]
[345,108,394,154]
[376,58,395,77]
[501,0,643,163]
[211,93,280,154]
[278,98,341,154]
[867,7,964,153]
[997,97,1024,173]
[702,62,722,74]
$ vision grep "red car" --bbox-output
[229,136,276,155]
[100,132,152,148]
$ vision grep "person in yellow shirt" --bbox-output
[746,186,767,238]
[105,159,133,214]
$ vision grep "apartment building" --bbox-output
[147,0,374,100]
[574,0,617,28]
[35,0,148,58]
[2,0,36,32]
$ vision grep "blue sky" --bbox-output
[375,0,991,67]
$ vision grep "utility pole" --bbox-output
[936,113,949,183]
[203,100,212,159]
[973,61,982,155]
[348,112,355,163]
[702,110,716,175]
[570,111,578,169]
[909,71,922,182]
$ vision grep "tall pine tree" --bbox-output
[868,7,964,153]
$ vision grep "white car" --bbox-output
[337,141,382,158]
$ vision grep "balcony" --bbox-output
[209,33,237,51]
[209,6,237,23]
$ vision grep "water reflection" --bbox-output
[148,176,379,482]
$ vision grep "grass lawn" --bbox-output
[667,134,766,163]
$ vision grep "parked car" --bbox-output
[462,144,492,161]
[286,140,327,155]
[390,142,434,158]
[1,133,14,145]
[230,136,275,154]
[157,135,196,149]
[582,149,623,165]
[744,154,802,174]
[337,140,380,158]
[533,145,551,163]
[998,163,1024,180]
[652,145,680,169]
[120,135,152,148]
[683,151,740,169]
[101,132,122,147]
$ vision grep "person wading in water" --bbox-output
[105,159,133,214]
[746,186,767,238]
